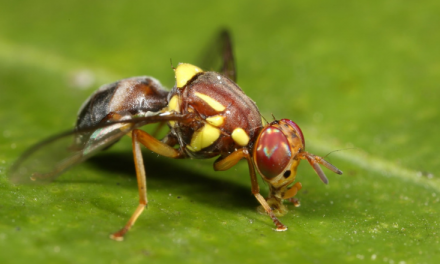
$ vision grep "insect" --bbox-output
[9,31,342,241]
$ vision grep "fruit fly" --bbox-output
[9,31,342,241]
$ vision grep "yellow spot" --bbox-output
[175,63,203,88]
[187,124,221,152]
[194,92,226,111]
[231,128,250,146]
[167,95,180,127]
[206,115,225,127]
[168,95,180,113]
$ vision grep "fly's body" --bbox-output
[10,31,342,241]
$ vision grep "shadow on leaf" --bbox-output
[86,151,257,211]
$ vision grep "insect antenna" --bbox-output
[322,147,357,159]
[260,114,269,126]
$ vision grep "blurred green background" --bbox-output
[1,1,439,263]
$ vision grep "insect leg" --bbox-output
[283,182,302,207]
[151,121,167,138]
[213,148,248,171]
[110,129,148,241]
[133,129,183,158]
[110,129,184,241]
[282,182,302,199]
[214,149,288,231]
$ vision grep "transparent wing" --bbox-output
[9,113,189,184]
[198,29,236,82]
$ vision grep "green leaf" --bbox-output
[1,1,439,263]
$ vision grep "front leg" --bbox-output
[284,182,302,207]
[214,148,288,231]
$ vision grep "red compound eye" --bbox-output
[254,126,292,179]
[281,119,305,149]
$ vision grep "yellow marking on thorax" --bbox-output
[231,128,250,146]
[175,63,203,88]
[186,123,221,152]
[194,92,226,112]
[167,95,180,127]
[206,115,225,127]
[168,95,180,113]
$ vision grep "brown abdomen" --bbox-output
[76,76,169,130]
